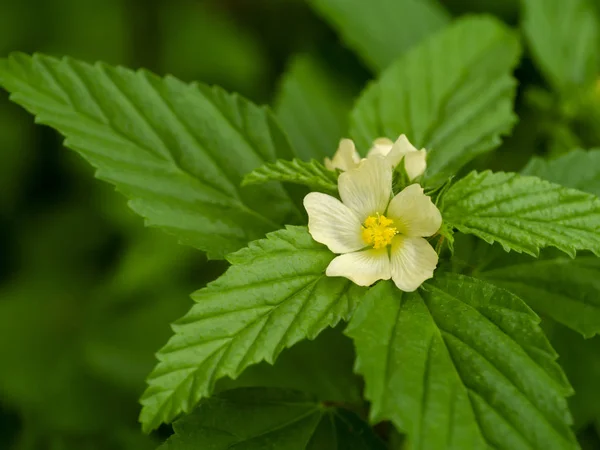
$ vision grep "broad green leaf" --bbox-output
[217,326,363,405]
[453,149,600,338]
[140,226,365,432]
[242,159,338,195]
[275,55,356,160]
[350,16,521,185]
[522,149,600,197]
[307,0,450,72]
[441,171,600,257]
[346,274,577,450]
[451,235,600,338]
[159,388,386,450]
[522,0,600,93]
[0,53,300,259]
[478,250,600,338]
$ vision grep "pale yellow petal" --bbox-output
[390,236,438,292]
[386,134,420,169]
[374,137,394,147]
[367,137,394,158]
[326,248,391,286]
[325,138,361,171]
[403,149,427,180]
[338,156,392,220]
[387,184,442,237]
[391,134,419,154]
[304,192,364,253]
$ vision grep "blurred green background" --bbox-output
[4,0,599,449]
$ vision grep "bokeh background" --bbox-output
[3,0,600,449]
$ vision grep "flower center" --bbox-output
[361,214,397,249]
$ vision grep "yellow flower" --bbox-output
[367,134,427,180]
[304,156,441,291]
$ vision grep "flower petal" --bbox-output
[367,137,394,158]
[338,156,392,220]
[387,184,442,237]
[392,134,419,154]
[403,149,427,180]
[384,134,417,167]
[304,192,364,253]
[324,138,361,171]
[326,248,391,286]
[390,236,438,292]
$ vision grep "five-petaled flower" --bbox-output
[324,134,427,180]
[304,156,442,291]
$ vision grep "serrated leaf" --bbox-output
[522,0,600,93]
[140,226,365,432]
[346,274,577,450]
[453,155,600,338]
[217,326,363,405]
[0,53,299,259]
[451,234,600,339]
[242,159,338,195]
[522,149,600,197]
[159,388,385,450]
[350,16,521,185]
[441,170,600,257]
[307,0,450,72]
[478,250,600,338]
[495,148,600,337]
[275,55,356,160]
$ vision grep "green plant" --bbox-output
[2,1,600,449]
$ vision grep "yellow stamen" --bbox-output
[361,214,397,249]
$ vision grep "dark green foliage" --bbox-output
[2,1,600,449]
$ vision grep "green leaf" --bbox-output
[275,55,356,160]
[346,274,577,450]
[217,326,363,405]
[522,0,600,93]
[307,0,450,72]
[140,226,365,432]
[242,158,338,195]
[522,149,600,197]
[477,249,600,338]
[0,53,299,259]
[441,170,600,257]
[350,16,521,185]
[453,150,600,337]
[159,388,386,450]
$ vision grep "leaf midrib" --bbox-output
[3,56,283,230]
[422,284,572,445]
